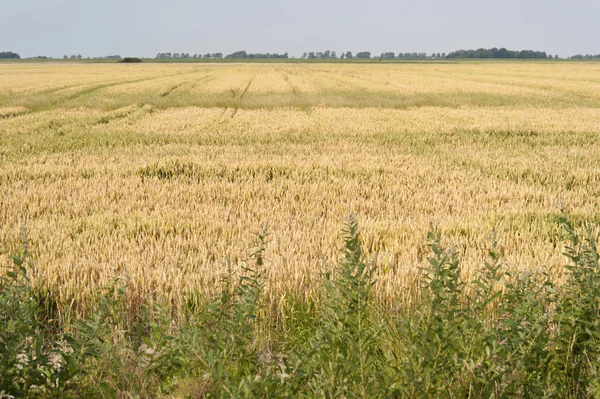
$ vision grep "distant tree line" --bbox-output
[303,51,439,60]
[157,51,288,59]
[383,52,433,59]
[0,51,20,59]
[156,53,224,59]
[225,51,288,59]
[151,48,600,61]
[301,51,371,59]
[300,51,445,60]
[15,48,594,62]
[60,54,123,60]
[570,54,600,59]
[303,49,563,60]
[398,53,433,59]
[446,48,551,59]
[123,49,585,61]
[302,50,337,59]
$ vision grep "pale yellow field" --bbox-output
[1,62,600,313]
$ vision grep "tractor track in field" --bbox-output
[198,74,257,133]
[30,105,150,135]
[160,82,187,98]
[91,105,148,126]
[274,67,299,97]
[0,108,30,120]
[65,70,201,101]
[15,74,134,98]
[1,72,200,117]
[275,66,314,114]
[160,75,215,98]
[188,75,216,91]
[315,67,600,104]
[230,73,257,118]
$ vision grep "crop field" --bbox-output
[1,62,600,314]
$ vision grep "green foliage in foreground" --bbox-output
[2,216,600,398]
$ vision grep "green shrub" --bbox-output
[3,216,600,397]
[552,217,600,396]
[0,231,78,398]
[298,215,383,397]
[121,57,143,63]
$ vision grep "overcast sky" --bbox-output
[2,0,599,58]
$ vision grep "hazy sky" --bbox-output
[2,0,599,58]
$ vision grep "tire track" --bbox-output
[65,70,201,101]
[188,75,216,91]
[160,74,215,98]
[160,82,187,98]
[230,73,257,118]
[0,108,30,119]
[275,66,313,114]
[319,67,599,103]
[39,77,126,96]
[274,67,298,96]
[31,105,148,135]
[92,105,144,126]
[198,73,258,133]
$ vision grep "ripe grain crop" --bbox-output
[1,61,600,315]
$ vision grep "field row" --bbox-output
[2,101,600,311]
[2,63,600,110]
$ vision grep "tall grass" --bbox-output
[2,216,600,397]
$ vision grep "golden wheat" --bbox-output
[1,61,599,314]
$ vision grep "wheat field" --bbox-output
[1,61,600,313]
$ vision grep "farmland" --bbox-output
[2,62,600,312]
[3,61,600,396]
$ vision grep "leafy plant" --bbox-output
[299,214,383,398]
[3,217,600,397]
[0,231,76,398]
[552,217,600,396]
